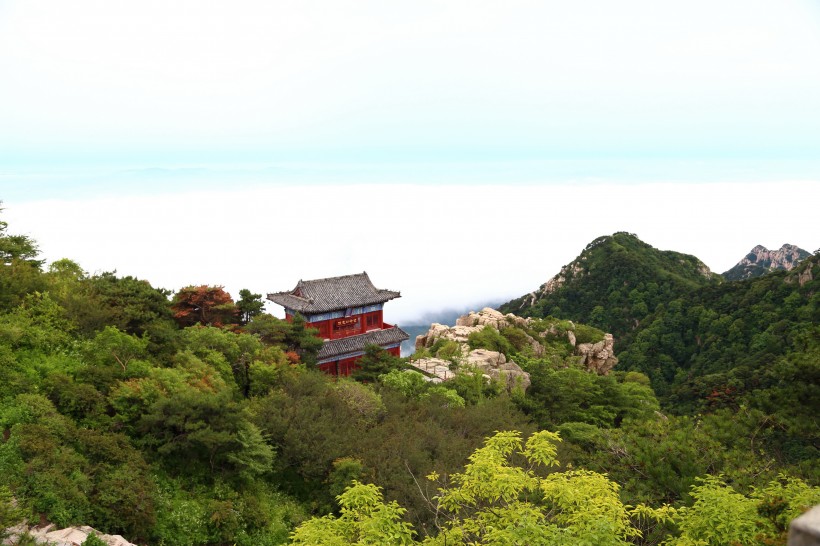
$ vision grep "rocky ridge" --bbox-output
[723,244,811,281]
[411,308,619,389]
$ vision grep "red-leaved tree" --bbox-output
[170,285,239,328]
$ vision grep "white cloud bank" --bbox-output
[5,181,818,323]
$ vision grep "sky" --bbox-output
[1,1,819,323]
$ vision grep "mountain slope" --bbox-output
[619,254,819,467]
[723,244,811,281]
[499,232,718,342]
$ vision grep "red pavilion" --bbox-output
[267,272,409,376]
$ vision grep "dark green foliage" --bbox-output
[352,344,404,382]
[617,256,820,474]
[0,206,47,310]
[501,232,819,484]
[1,394,156,540]
[85,272,176,351]
[243,313,292,345]
[500,232,718,341]
[237,289,265,325]
[1,216,817,545]
[517,364,659,430]
[0,204,42,268]
[244,313,322,365]
[283,314,322,366]
[249,370,533,530]
[467,325,514,354]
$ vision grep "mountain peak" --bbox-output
[498,233,716,340]
[723,244,810,281]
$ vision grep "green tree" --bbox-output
[290,481,416,545]
[0,203,42,267]
[87,272,176,346]
[237,289,265,325]
[0,204,46,310]
[290,430,644,545]
[352,345,403,383]
[284,314,322,366]
[0,485,23,542]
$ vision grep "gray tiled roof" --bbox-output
[267,272,401,314]
[318,326,410,361]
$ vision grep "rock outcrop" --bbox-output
[464,349,531,391]
[412,308,532,391]
[3,524,137,546]
[723,244,811,281]
[411,307,619,390]
[575,333,618,375]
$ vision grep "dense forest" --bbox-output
[500,232,819,482]
[1,215,818,545]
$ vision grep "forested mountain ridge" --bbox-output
[499,232,818,484]
[499,232,718,341]
[723,243,811,281]
[1,212,818,546]
[620,252,819,459]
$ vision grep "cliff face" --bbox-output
[723,244,811,281]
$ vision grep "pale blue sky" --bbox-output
[1,1,819,320]
[1,1,819,173]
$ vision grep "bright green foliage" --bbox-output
[333,380,385,427]
[176,325,260,393]
[290,481,416,545]
[667,476,766,545]
[670,474,820,545]
[467,326,514,354]
[0,484,23,541]
[292,432,820,546]
[292,431,645,546]
[421,385,465,408]
[380,370,466,408]
[247,345,291,397]
[447,367,503,405]
[380,369,429,398]
[519,365,660,430]
[76,326,151,395]
[0,292,74,352]
[82,533,107,546]
[430,339,463,364]
[427,430,640,545]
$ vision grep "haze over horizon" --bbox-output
[1,1,818,322]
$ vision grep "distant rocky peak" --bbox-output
[723,244,811,281]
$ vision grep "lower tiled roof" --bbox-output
[317,327,409,361]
